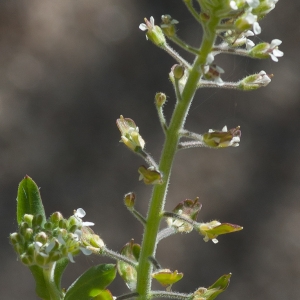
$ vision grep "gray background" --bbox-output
[1,0,299,299]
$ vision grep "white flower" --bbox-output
[230,0,238,10]
[243,10,261,34]
[253,22,261,35]
[253,70,271,85]
[139,16,155,32]
[74,208,95,227]
[246,38,255,50]
[206,53,214,64]
[268,39,284,62]
[246,0,259,8]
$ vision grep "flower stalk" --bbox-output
[136,14,222,300]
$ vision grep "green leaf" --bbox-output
[117,240,140,291]
[29,265,51,300]
[17,176,46,225]
[64,264,116,300]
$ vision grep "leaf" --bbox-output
[64,264,116,300]
[29,265,51,300]
[117,240,140,291]
[17,176,46,225]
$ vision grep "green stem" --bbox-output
[183,0,201,23]
[43,263,63,300]
[136,14,221,300]
[169,35,199,55]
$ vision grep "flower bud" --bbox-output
[35,232,48,244]
[32,214,44,228]
[124,192,136,209]
[50,211,64,225]
[139,17,166,47]
[24,228,34,240]
[20,253,34,266]
[155,92,167,107]
[10,232,22,245]
[160,15,178,37]
[44,221,52,231]
[23,214,34,228]
[172,64,185,80]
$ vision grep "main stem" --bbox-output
[136,15,220,300]
[43,262,63,300]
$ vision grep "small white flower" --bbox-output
[68,252,75,263]
[253,22,261,34]
[34,241,43,251]
[246,0,259,8]
[246,39,255,50]
[268,39,284,62]
[139,16,155,31]
[206,53,214,64]
[230,0,238,10]
[253,70,271,85]
[74,208,95,227]
[215,77,224,86]
[45,240,56,253]
[75,208,86,218]
[80,247,93,256]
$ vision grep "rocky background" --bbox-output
[1,0,299,299]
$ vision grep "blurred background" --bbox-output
[1,0,299,299]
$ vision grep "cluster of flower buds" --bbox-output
[10,209,103,267]
[160,14,179,38]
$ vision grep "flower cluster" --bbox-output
[10,208,101,267]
